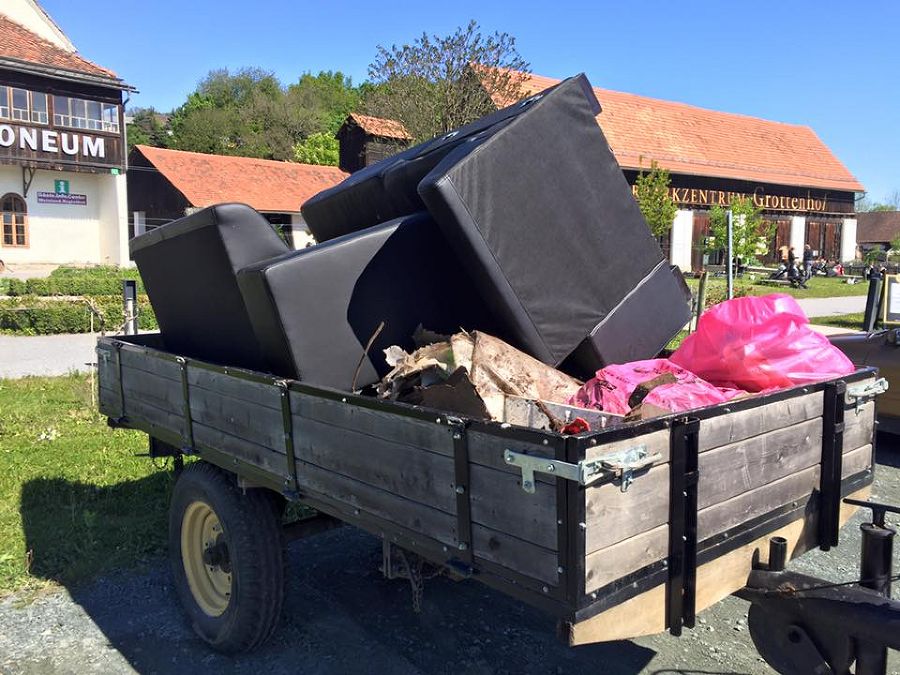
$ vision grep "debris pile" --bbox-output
[378,330,584,429]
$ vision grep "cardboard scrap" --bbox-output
[378,330,582,422]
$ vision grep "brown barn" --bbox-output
[127,145,347,248]
[857,211,900,252]
[336,113,411,173]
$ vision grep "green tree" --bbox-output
[293,132,339,165]
[706,196,774,265]
[170,68,299,159]
[363,20,529,142]
[126,107,170,152]
[169,68,358,164]
[857,189,900,212]
[287,71,359,136]
[633,161,677,238]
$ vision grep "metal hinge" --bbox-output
[504,444,659,494]
[846,378,889,414]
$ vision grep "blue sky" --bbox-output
[40,0,899,202]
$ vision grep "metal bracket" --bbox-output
[275,379,299,496]
[504,444,657,494]
[846,378,889,414]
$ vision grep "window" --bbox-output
[31,92,48,124]
[50,95,118,133]
[53,95,69,126]
[70,98,87,129]
[101,103,119,132]
[0,87,49,124]
[1,193,27,248]
[11,88,28,121]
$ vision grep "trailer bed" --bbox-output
[97,333,878,643]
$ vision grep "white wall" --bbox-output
[1,0,74,51]
[289,213,315,249]
[97,172,130,266]
[0,166,128,265]
[841,218,858,263]
[669,209,693,272]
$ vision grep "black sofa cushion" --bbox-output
[129,203,289,370]
[236,212,497,391]
[417,74,691,373]
[300,85,586,243]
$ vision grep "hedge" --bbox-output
[0,296,157,335]
[0,266,144,297]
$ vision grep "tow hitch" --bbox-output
[737,499,900,675]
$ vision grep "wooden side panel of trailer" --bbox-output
[569,382,876,644]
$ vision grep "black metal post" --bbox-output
[768,536,788,572]
[861,522,895,597]
[863,273,883,333]
[844,498,899,675]
[122,279,137,335]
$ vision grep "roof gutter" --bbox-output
[0,56,137,92]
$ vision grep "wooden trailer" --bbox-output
[97,333,883,653]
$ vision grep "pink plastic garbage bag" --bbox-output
[670,293,855,392]
[568,358,744,416]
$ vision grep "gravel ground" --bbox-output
[1,441,899,675]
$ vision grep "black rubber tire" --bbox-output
[169,461,285,653]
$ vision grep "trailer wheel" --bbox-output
[169,461,285,653]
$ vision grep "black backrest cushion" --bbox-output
[237,212,497,390]
[418,74,683,368]
[130,203,289,369]
[300,87,576,244]
[299,143,421,243]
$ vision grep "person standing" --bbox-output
[802,244,814,280]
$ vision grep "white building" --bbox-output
[0,0,133,268]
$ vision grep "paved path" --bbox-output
[0,333,99,379]
[795,294,867,317]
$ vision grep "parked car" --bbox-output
[830,328,900,433]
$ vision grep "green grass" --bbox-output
[685,275,868,299]
[807,313,865,331]
[0,374,171,595]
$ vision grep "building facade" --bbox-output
[128,145,348,249]
[482,70,864,270]
[0,1,132,267]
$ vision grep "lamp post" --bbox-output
[726,209,734,300]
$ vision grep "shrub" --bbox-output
[1,279,27,296]
[703,283,751,309]
[3,266,146,297]
[0,296,157,335]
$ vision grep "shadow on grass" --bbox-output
[20,473,172,587]
[17,476,658,674]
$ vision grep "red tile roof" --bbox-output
[133,145,349,213]
[857,211,900,244]
[0,13,118,82]
[348,113,411,140]
[485,69,864,193]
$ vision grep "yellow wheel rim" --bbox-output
[181,501,232,617]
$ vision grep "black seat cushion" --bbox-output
[300,85,584,243]
[237,212,498,390]
[129,203,290,370]
[417,74,691,372]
